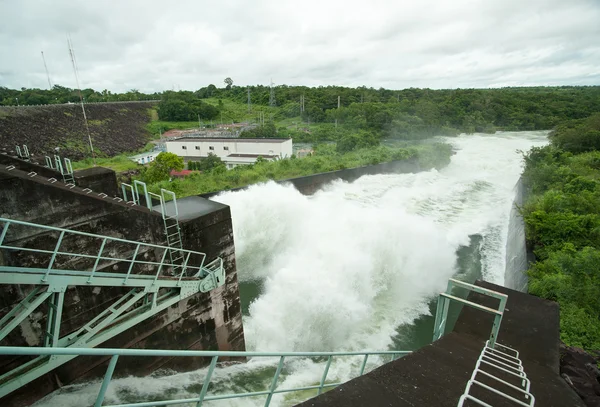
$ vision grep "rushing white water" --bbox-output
[34,131,547,407]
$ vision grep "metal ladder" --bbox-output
[53,154,75,185]
[122,181,186,275]
[458,341,535,406]
[15,144,30,161]
[0,216,225,398]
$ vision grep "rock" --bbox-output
[560,342,600,406]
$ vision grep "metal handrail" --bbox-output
[0,217,214,283]
[0,346,412,407]
[433,279,508,348]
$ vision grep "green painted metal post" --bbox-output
[264,356,285,407]
[196,356,218,407]
[490,313,502,348]
[153,249,169,283]
[45,291,64,347]
[433,295,445,341]
[318,356,333,395]
[43,230,65,282]
[0,222,9,245]
[94,354,119,407]
[123,244,141,285]
[359,354,369,376]
[88,238,108,283]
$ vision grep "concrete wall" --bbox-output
[504,177,530,292]
[0,166,245,406]
[200,158,422,198]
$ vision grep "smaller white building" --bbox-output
[165,137,293,168]
[129,151,162,165]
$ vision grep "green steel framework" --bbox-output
[0,216,225,398]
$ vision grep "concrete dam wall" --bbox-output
[201,158,423,198]
[0,155,245,406]
[504,177,530,292]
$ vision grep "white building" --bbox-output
[129,150,162,165]
[165,137,293,169]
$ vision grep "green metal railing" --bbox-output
[433,278,508,348]
[0,346,411,407]
[0,217,218,285]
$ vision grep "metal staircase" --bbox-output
[0,216,225,398]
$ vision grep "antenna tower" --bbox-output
[41,51,53,89]
[67,35,96,165]
[269,79,276,107]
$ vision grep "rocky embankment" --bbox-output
[0,102,155,159]
[561,343,600,406]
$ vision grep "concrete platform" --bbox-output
[297,282,583,407]
[154,196,229,221]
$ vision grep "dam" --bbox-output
[2,131,575,406]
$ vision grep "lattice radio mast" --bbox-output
[41,51,53,89]
[67,35,96,165]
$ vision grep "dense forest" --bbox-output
[3,85,600,146]
[522,113,600,351]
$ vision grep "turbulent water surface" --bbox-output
[35,131,548,407]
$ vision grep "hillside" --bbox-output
[0,101,156,160]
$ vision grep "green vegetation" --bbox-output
[521,112,600,350]
[142,152,184,183]
[72,155,141,173]
[145,143,452,197]
[71,142,155,173]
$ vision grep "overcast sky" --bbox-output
[1,0,599,93]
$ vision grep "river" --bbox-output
[34,131,548,407]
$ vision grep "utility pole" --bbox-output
[336,95,340,129]
[269,79,276,107]
[247,86,251,113]
[41,51,53,89]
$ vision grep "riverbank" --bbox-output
[146,143,452,198]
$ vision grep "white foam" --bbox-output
[34,131,548,407]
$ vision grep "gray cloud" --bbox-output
[0,0,598,92]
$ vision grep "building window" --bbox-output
[195,146,200,150]
[209,146,214,150]
[223,146,229,151]
[182,146,187,150]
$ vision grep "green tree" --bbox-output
[198,153,224,171]
[224,77,233,90]
[143,152,184,183]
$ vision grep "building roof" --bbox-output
[170,169,196,177]
[225,153,278,158]
[129,151,162,160]
[168,137,290,143]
